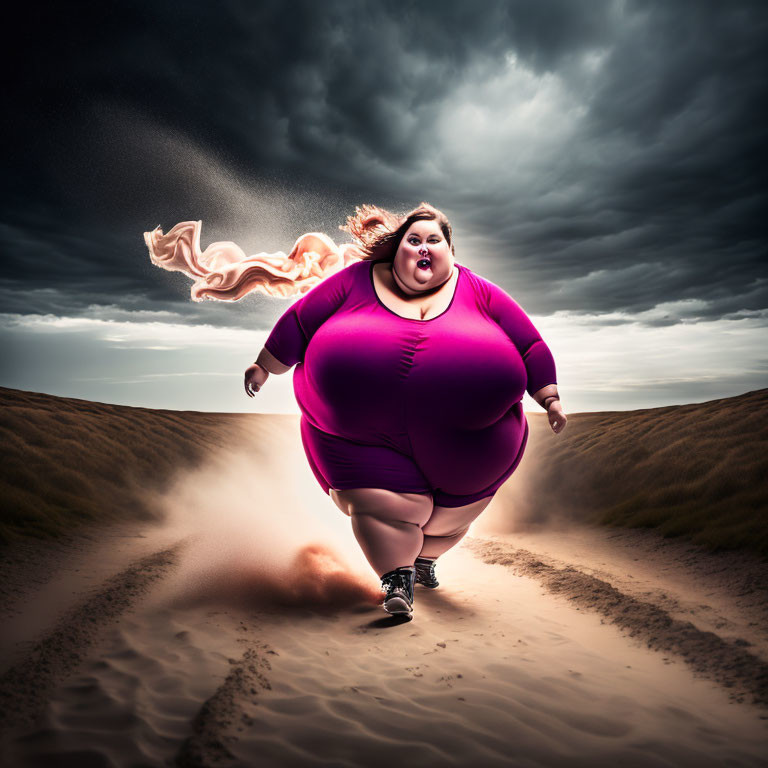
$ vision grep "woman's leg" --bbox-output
[330,488,433,577]
[419,495,495,559]
[329,489,350,515]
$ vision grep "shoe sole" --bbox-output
[383,596,413,615]
[416,581,439,589]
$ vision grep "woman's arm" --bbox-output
[532,384,567,434]
[479,274,566,432]
[261,264,353,369]
[532,384,559,409]
[481,276,558,398]
[244,347,291,397]
[256,346,291,375]
[245,264,354,397]
[245,263,355,400]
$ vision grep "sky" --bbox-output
[2,0,766,414]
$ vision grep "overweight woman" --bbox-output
[243,203,566,618]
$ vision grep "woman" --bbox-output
[242,203,566,618]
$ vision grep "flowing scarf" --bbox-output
[144,220,363,301]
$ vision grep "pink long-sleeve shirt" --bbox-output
[265,258,557,502]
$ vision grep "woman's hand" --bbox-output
[547,400,567,434]
[244,363,269,398]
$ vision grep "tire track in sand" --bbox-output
[174,639,274,767]
[0,539,188,735]
[465,536,768,709]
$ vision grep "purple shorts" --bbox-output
[300,416,529,508]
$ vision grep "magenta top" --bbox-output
[264,259,557,502]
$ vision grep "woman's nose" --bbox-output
[418,245,429,257]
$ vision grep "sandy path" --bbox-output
[465,536,768,709]
[478,525,768,655]
[219,555,767,768]
[1,527,767,767]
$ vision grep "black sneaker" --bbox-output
[380,567,415,615]
[414,557,439,588]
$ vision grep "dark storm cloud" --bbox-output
[2,0,766,325]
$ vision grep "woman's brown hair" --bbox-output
[340,202,455,262]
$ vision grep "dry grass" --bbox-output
[0,387,292,544]
[514,389,768,557]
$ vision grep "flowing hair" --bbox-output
[143,202,454,301]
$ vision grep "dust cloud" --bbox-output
[139,418,381,611]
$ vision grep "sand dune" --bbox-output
[1,387,767,766]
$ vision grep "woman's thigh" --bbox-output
[422,495,494,537]
[330,487,434,526]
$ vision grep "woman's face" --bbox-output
[391,219,454,295]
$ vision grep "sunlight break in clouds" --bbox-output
[432,50,588,194]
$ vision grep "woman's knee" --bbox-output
[334,487,433,527]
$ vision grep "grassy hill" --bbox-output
[0,387,293,544]
[508,388,768,555]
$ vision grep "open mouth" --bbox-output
[416,257,432,270]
